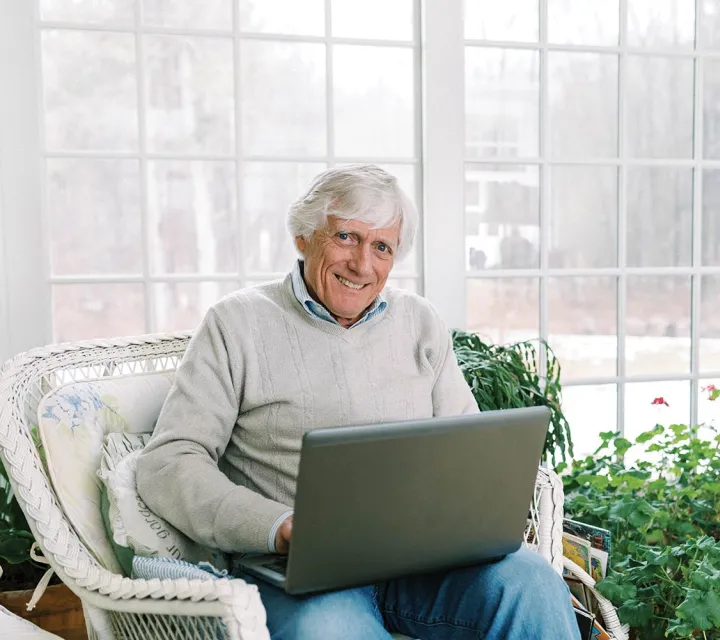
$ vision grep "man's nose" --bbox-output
[348,245,373,276]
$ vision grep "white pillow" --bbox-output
[97,433,212,568]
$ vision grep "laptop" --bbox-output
[235,406,551,595]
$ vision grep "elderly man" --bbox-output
[137,165,580,640]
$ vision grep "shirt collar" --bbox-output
[290,260,387,328]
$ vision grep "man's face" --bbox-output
[295,216,400,328]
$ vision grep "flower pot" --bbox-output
[0,583,87,640]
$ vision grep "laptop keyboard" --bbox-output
[261,557,289,575]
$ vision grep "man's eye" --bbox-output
[377,243,388,253]
[337,232,350,241]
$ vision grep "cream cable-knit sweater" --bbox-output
[136,274,479,554]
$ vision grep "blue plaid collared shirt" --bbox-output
[290,260,387,328]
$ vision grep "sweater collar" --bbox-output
[290,260,387,329]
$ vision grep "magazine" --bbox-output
[563,532,592,574]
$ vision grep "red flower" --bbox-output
[651,397,669,407]
[703,384,717,392]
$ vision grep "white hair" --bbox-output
[287,164,418,261]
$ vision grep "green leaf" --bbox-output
[596,576,637,603]
[617,600,654,627]
[0,535,32,564]
[676,589,720,631]
[614,437,633,456]
[691,560,720,590]
[636,424,664,443]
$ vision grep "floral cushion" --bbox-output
[37,373,174,574]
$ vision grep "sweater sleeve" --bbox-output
[432,328,480,417]
[136,307,291,554]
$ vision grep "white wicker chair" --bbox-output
[0,333,566,640]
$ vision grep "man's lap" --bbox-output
[234,547,579,640]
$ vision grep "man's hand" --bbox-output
[275,515,293,555]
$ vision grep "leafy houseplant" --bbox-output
[560,410,720,639]
[451,330,573,463]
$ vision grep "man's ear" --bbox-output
[295,236,306,254]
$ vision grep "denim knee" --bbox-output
[491,547,570,607]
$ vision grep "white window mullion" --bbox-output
[421,0,465,329]
[538,0,549,380]
[0,0,49,360]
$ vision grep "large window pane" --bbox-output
[626,167,692,267]
[548,53,618,158]
[626,276,691,376]
[145,36,234,154]
[143,0,232,30]
[155,282,239,332]
[702,171,720,265]
[332,0,413,40]
[47,159,142,276]
[40,0,136,25]
[628,0,696,49]
[241,41,326,157]
[239,0,324,36]
[148,161,237,275]
[42,31,138,152]
[53,284,146,342]
[547,0,619,46]
[465,48,539,159]
[624,381,691,443]
[562,385,617,458]
[333,46,415,158]
[467,279,539,344]
[700,275,720,372]
[549,166,617,268]
[702,60,720,159]
[625,56,694,158]
[700,0,720,50]
[242,162,326,274]
[465,164,539,270]
[464,0,538,42]
[548,278,617,381]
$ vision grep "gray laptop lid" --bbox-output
[284,406,550,595]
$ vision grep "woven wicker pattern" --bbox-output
[0,332,567,639]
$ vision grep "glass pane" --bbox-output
[387,278,418,293]
[242,162,326,274]
[143,0,231,29]
[561,385,617,458]
[626,167,692,267]
[465,48,539,159]
[376,164,417,275]
[548,53,618,158]
[700,275,720,372]
[549,166,617,268]
[626,276,691,376]
[548,278,617,381]
[145,36,234,154]
[464,0,538,42]
[703,60,720,158]
[241,41,326,157]
[700,0,720,49]
[625,57,694,158]
[155,282,239,332]
[42,31,138,152]
[702,171,720,265]
[148,161,238,275]
[628,0,696,49]
[53,284,146,342]
[333,46,414,158]
[548,0,619,45]
[40,0,136,24]
[240,0,324,36]
[467,279,539,344]
[465,164,539,270]
[332,0,413,40]
[624,381,690,443]
[47,159,142,276]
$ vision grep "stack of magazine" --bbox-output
[562,518,612,640]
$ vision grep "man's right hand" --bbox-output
[275,515,293,555]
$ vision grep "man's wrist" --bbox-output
[267,509,294,553]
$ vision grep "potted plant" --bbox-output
[451,330,573,463]
[0,461,87,640]
[559,393,720,639]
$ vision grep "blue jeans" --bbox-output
[234,548,580,640]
